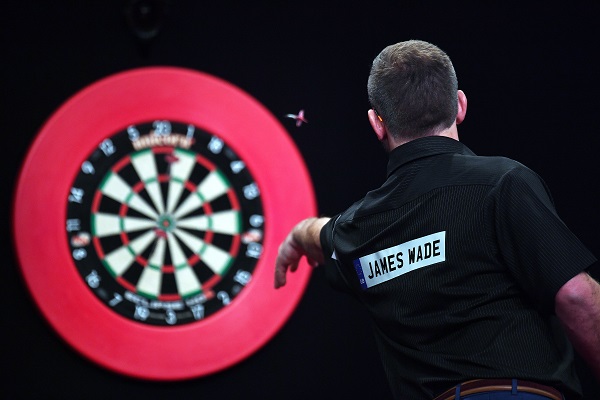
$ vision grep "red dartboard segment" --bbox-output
[12,67,316,380]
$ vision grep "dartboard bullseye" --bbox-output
[67,121,264,326]
[13,67,315,380]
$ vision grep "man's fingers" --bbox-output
[274,253,294,289]
[274,263,288,288]
[289,260,300,272]
[275,256,302,288]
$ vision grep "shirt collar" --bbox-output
[387,136,476,177]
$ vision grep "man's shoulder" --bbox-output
[458,152,524,171]
[451,152,534,183]
[334,153,540,227]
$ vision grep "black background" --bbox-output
[3,1,599,399]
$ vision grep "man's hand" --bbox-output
[274,217,330,289]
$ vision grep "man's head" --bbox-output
[367,40,462,144]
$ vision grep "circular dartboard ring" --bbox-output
[12,67,316,380]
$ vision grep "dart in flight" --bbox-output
[285,109,308,127]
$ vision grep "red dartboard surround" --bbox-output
[13,67,316,380]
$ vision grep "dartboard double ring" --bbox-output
[13,67,315,380]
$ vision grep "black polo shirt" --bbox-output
[320,136,597,400]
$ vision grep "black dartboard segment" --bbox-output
[13,67,316,380]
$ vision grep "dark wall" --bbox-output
[3,1,599,398]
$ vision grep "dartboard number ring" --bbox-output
[67,120,264,326]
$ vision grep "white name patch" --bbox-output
[353,231,446,290]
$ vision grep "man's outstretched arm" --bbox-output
[274,217,330,289]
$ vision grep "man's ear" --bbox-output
[456,90,467,125]
[368,109,387,142]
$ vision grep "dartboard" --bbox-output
[13,67,315,380]
[67,120,266,326]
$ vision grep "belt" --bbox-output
[433,379,563,400]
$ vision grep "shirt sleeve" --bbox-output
[320,214,355,292]
[494,165,597,313]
